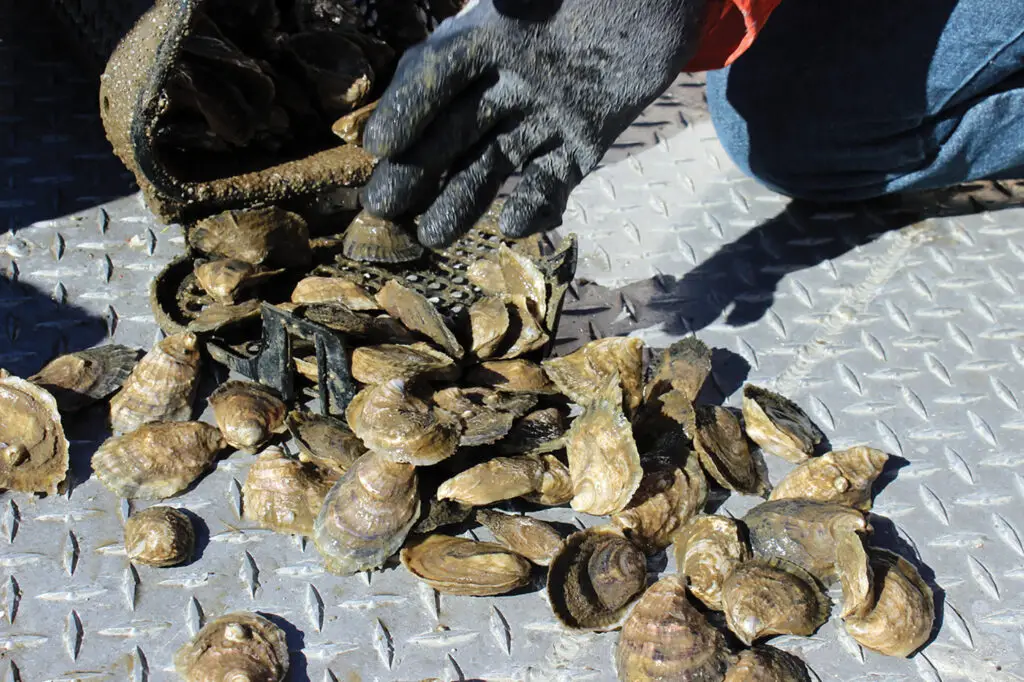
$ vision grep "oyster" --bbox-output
[843,549,935,657]
[464,359,556,394]
[615,574,731,682]
[187,299,262,334]
[693,404,770,497]
[174,611,289,682]
[412,497,475,534]
[350,343,458,385]
[722,558,830,645]
[194,258,283,305]
[542,336,645,416]
[467,258,506,295]
[109,332,201,434]
[436,453,572,507]
[313,451,419,575]
[547,526,647,630]
[376,279,464,358]
[286,410,366,476]
[476,509,563,566]
[345,379,462,465]
[496,297,550,359]
[188,205,312,268]
[498,407,568,455]
[611,455,708,553]
[674,514,751,610]
[498,243,548,322]
[400,534,533,596]
[0,371,69,495]
[835,530,873,619]
[331,99,377,144]
[28,344,140,413]
[433,387,537,447]
[468,296,510,358]
[742,385,823,463]
[724,646,812,682]
[564,373,643,515]
[644,336,713,404]
[290,275,379,310]
[302,302,417,344]
[243,446,336,536]
[769,446,889,510]
[93,421,226,499]
[208,380,287,452]
[124,505,195,567]
[342,210,425,264]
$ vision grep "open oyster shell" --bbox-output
[742,385,823,463]
[400,534,533,596]
[724,646,812,682]
[286,410,366,476]
[350,343,458,385]
[174,611,289,682]
[476,509,564,566]
[109,332,202,434]
[375,279,464,358]
[342,210,424,264]
[188,205,312,268]
[611,455,708,554]
[436,452,572,507]
[208,380,287,452]
[722,557,830,646]
[464,359,556,394]
[693,404,770,497]
[674,514,752,611]
[290,275,379,310]
[0,371,69,495]
[769,446,889,510]
[28,344,141,413]
[242,446,336,537]
[644,337,713,404]
[542,336,645,416]
[124,505,195,567]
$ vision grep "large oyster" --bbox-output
[693,404,770,497]
[0,370,69,495]
[476,509,563,566]
[674,514,752,611]
[28,344,140,413]
[242,446,336,537]
[436,452,573,507]
[400,534,532,596]
[188,205,312,268]
[742,385,823,463]
[611,455,708,553]
[351,343,458,384]
[375,279,464,358]
[286,410,366,476]
[769,446,889,510]
[124,505,195,567]
[342,210,424,264]
[174,611,289,682]
[542,337,645,416]
[835,529,873,619]
[208,380,287,452]
[722,558,830,645]
[109,332,202,434]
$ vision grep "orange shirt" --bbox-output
[684,0,782,71]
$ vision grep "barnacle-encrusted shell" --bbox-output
[498,407,568,455]
[722,558,830,645]
[345,379,462,465]
[208,380,287,452]
[467,258,506,295]
[242,447,336,536]
[844,549,934,657]
[693,404,770,497]
[835,530,873,619]
[564,373,643,515]
[674,514,751,610]
[0,371,69,495]
[290,276,379,310]
[313,451,419,575]
[188,205,312,268]
[375,280,464,358]
[174,611,289,682]
[543,337,645,416]
[93,421,226,499]
[342,210,425,264]
[433,387,536,447]
[194,259,283,305]
[547,526,647,631]
[109,332,201,434]
[401,534,533,596]
[436,453,572,507]
[124,506,195,567]
[615,574,731,682]
[350,343,458,384]
[742,385,823,463]
[724,646,812,682]
[644,337,713,404]
[769,446,889,510]
[286,410,366,476]
[468,296,511,358]
[464,359,556,394]
[476,509,563,566]
[29,344,140,413]
[412,497,475,534]
[611,455,708,553]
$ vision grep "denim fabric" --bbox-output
[705,0,1024,201]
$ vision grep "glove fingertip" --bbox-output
[499,193,561,239]
[416,214,459,250]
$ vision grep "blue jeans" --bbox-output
[706,0,1024,201]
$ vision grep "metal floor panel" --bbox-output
[2,6,1024,682]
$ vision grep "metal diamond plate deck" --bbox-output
[3,5,1024,682]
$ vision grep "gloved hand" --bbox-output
[360,0,709,247]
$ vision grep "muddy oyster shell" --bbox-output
[375,280,464,358]
[433,387,537,447]
[543,337,645,416]
[286,410,366,476]
[674,514,751,610]
[109,332,201,434]
[400,534,533,596]
[693,404,770,497]
[412,497,475,535]
[464,359,556,394]
[194,258,283,305]
[436,453,572,507]
[835,530,873,619]
[0,371,69,495]
[342,210,424,264]
[724,646,812,682]
[313,451,419,575]
[644,337,713,404]
[843,548,934,657]
[208,380,287,452]
[290,276,379,310]
[498,407,568,455]
[346,379,462,465]
[769,446,889,510]
[476,509,563,566]
[242,446,336,537]
[468,296,511,358]
[723,558,830,645]
[350,343,458,385]
[331,99,377,144]
[124,506,195,567]
[611,455,708,553]
[174,611,289,682]
[28,344,140,413]
[188,205,311,268]
[615,574,731,682]
[742,385,823,463]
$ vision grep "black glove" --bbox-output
[359,0,709,247]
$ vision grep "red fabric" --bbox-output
[684,0,782,72]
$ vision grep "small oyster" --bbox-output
[742,385,823,463]
[693,404,770,497]
[433,387,537,447]
[93,421,226,499]
[564,373,643,515]
[124,506,195,567]
[498,243,548,322]
[376,279,464,357]
[174,611,289,682]
[611,455,708,553]
[243,446,336,536]
[0,371,69,495]
[724,646,812,682]
[346,379,462,465]
[313,451,419,575]
[400,534,533,596]
[331,99,377,144]
[644,337,713,404]
[436,453,572,507]
[342,210,425,264]
[290,276,379,310]
[674,514,751,610]
[843,549,935,657]
[722,558,830,645]
[769,446,889,510]
[188,205,312,268]
[464,359,556,394]
[476,509,563,566]
[498,407,568,455]
[467,258,506,294]
[350,343,458,385]
[615,574,731,682]
[208,380,287,452]
[187,299,262,334]
[412,497,475,534]
[542,336,645,416]
[109,332,201,434]
[286,410,366,476]
[29,344,140,413]
[547,526,647,630]
[835,530,873,619]
[468,296,510,358]
[194,258,283,305]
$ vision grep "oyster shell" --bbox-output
[345,379,462,465]
[564,373,643,515]
[376,279,464,358]
[243,446,336,536]
[468,296,510,358]
[722,558,830,645]
[742,385,823,463]
[644,337,713,404]
[350,343,458,385]
[93,421,226,499]
[496,297,550,359]
[611,455,708,553]
[542,336,645,416]
[194,258,283,305]
[124,505,195,567]
[290,275,379,310]
[331,99,377,144]
[724,646,812,682]
[674,514,751,610]
[286,410,366,476]
[693,404,770,497]
[109,332,201,434]
[476,509,563,566]
[498,243,548,323]
[835,530,873,619]
[188,205,311,268]
[769,446,889,510]
[433,387,537,447]
[467,258,506,295]
[498,407,568,455]
[301,302,417,344]
[0,371,69,495]
[436,452,572,507]
[208,380,287,452]
[187,299,262,334]
[615,574,731,682]
[28,344,141,413]
[313,451,419,575]
[547,526,647,630]
[843,549,934,657]
[412,497,475,534]
[174,611,289,682]
[342,210,425,264]
[400,534,533,596]
[464,359,556,394]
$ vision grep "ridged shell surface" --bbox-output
[109,332,201,434]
